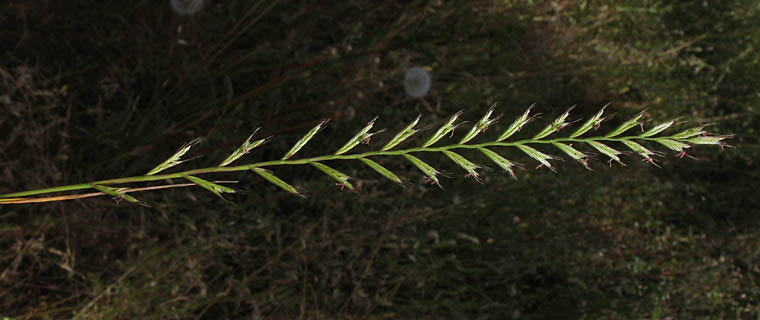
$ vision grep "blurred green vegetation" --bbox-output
[1,0,758,318]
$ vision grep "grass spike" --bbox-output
[621,140,658,166]
[671,126,708,139]
[656,138,691,153]
[552,142,590,169]
[403,154,441,187]
[91,184,148,206]
[146,138,201,175]
[382,114,421,151]
[498,104,536,141]
[359,158,403,184]
[587,141,624,165]
[478,148,518,180]
[251,168,304,197]
[641,120,677,137]
[442,150,481,181]
[516,145,557,172]
[459,103,501,144]
[0,104,733,204]
[182,174,237,202]
[570,104,608,138]
[422,110,465,147]
[335,117,381,155]
[282,119,329,160]
[310,162,354,190]
[686,135,733,148]
[605,111,645,138]
[219,128,268,167]
[533,106,575,140]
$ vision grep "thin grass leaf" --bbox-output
[459,103,501,144]
[335,117,382,155]
[605,112,644,138]
[552,142,590,169]
[570,104,608,138]
[656,138,690,152]
[282,119,329,160]
[251,168,303,197]
[587,141,624,165]
[533,106,575,139]
[359,158,402,184]
[641,120,676,137]
[422,110,465,147]
[382,115,421,151]
[183,174,236,202]
[92,184,148,206]
[498,105,536,141]
[219,128,268,166]
[516,144,556,171]
[146,138,201,175]
[403,154,441,187]
[310,162,354,190]
[442,150,481,180]
[478,148,517,179]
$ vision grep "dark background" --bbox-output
[1,0,759,318]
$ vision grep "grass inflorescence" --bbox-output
[0,105,731,205]
[2,1,757,318]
